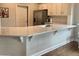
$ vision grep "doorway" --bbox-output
[16,5,28,27]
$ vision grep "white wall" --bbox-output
[72,3,79,41]
[73,3,79,24]
[0,3,16,27]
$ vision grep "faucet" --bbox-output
[44,16,53,27]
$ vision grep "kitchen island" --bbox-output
[0,24,76,56]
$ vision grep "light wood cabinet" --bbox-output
[61,4,71,15]
[38,4,48,10]
[38,3,71,16]
[48,4,57,15]
[56,3,62,15]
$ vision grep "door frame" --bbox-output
[17,5,28,26]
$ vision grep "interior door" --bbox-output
[16,5,28,27]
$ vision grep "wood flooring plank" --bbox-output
[42,41,79,56]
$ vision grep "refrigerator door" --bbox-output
[33,9,48,25]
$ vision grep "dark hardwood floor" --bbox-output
[42,41,79,56]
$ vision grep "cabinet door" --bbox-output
[42,4,48,9]
[38,4,48,10]
[61,4,70,15]
[38,3,71,16]
[56,3,62,15]
[38,4,43,9]
[53,29,71,45]
[48,4,52,15]
[48,4,57,15]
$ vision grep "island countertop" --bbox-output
[0,24,76,37]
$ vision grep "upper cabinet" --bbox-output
[38,3,71,16]
[61,4,71,15]
[48,4,57,15]
[38,4,48,9]
[56,3,62,15]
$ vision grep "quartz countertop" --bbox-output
[0,24,76,37]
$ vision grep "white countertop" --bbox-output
[0,24,76,37]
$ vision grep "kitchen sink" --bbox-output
[39,24,52,28]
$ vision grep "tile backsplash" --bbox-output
[51,16,67,24]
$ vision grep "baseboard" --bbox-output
[31,40,71,56]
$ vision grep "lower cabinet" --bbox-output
[26,29,72,56]
[0,37,25,56]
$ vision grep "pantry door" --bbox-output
[16,5,28,27]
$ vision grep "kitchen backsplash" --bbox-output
[51,16,67,24]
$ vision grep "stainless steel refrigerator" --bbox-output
[33,9,48,25]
